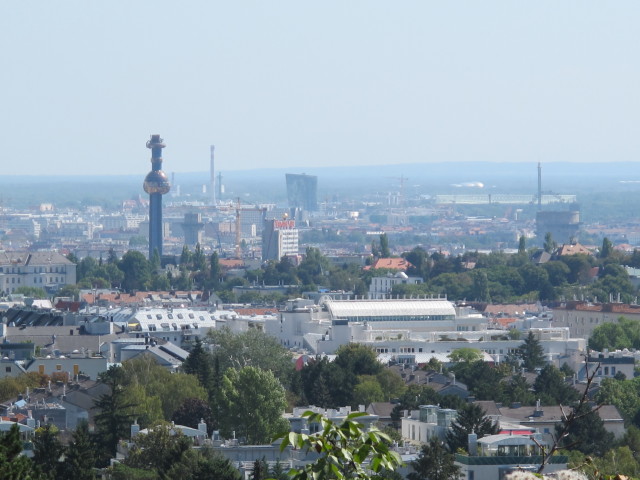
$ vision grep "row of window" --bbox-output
[144,312,213,321]
[4,276,64,284]
[147,323,199,332]
[339,315,455,322]
[0,266,66,274]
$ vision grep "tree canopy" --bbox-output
[278,411,402,480]
[446,403,498,452]
[218,366,289,444]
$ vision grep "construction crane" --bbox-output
[235,197,242,259]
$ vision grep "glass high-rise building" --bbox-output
[285,173,318,211]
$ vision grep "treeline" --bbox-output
[60,234,640,306]
[396,238,640,303]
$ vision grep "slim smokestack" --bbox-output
[210,145,216,205]
[537,162,542,210]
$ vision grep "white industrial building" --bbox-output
[264,298,586,362]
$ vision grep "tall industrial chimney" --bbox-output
[210,145,216,205]
[537,162,542,210]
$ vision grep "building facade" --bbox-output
[0,251,76,294]
[285,174,318,212]
[262,218,299,261]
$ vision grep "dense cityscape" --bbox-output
[0,134,640,479]
[2,2,640,479]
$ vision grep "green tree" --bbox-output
[93,366,138,465]
[107,248,118,265]
[125,423,192,476]
[592,446,640,479]
[120,383,163,428]
[558,253,593,284]
[450,361,505,401]
[270,461,290,480]
[375,369,406,401]
[448,348,483,364]
[543,232,556,253]
[557,402,614,456]
[278,411,402,480]
[61,421,96,480]
[299,356,353,408]
[353,376,385,407]
[193,243,207,271]
[166,447,242,480]
[542,261,570,286]
[601,237,614,259]
[595,377,640,425]
[379,233,391,258]
[517,332,546,371]
[150,248,161,273]
[408,438,460,480]
[297,247,330,287]
[208,252,222,289]
[502,374,535,406]
[182,337,214,396]
[518,236,526,255]
[119,250,151,292]
[32,424,64,480]
[470,270,490,302]
[446,403,498,452]
[589,320,633,351]
[218,366,289,444]
[207,328,294,387]
[334,343,383,377]
[121,356,208,421]
[250,457,268,480]
[533,364,578,405]
[149,273,170,291]
[0,423,44,479]
[180,245,192,266]
[77,256,98,282]
[171,398,213,434]
[14,286,48,299]
[57,284,80,300]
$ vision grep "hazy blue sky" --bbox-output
[1,2,638,176]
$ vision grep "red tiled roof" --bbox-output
[557,243,593,256]
[492,317,517,327]
[365,258,413,271]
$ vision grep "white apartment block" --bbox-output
[0,251,76,294]
[368,272,423,299]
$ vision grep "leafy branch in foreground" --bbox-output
[277,411,402,480]
[535,356,602,474]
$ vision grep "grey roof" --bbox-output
[123,343,189,366]
[474,400,501,417]
[6,328,124,353]
[327,299,456,318]
[366,402,396,418]
[0,251,74,266]
[498,404,623,423]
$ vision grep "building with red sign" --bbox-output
[262,218,299,261]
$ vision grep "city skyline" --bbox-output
[1,2,639,176]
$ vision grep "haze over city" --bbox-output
[1,1,639,176]
[2,4,640,479]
